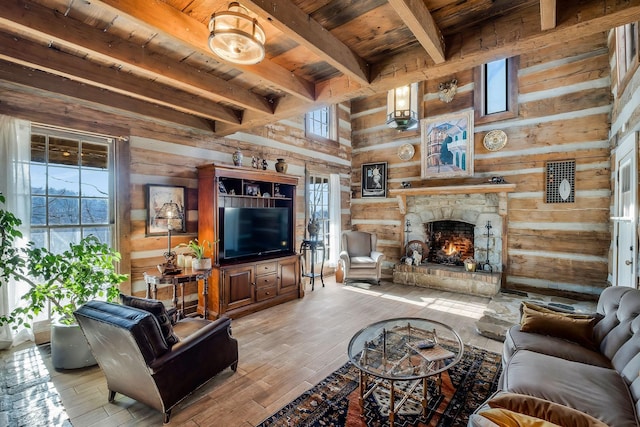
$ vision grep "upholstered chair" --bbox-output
[339,231,384,284]
[74,298,238,424]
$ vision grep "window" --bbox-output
[305,105,337,142]
[474,56,519,124]
[616,22,640,94]
[307,175,330,262]
[30,127,116,254]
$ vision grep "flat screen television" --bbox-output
[219,207,293,262]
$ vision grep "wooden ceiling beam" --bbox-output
[387,0,445,64]
[540,0,557,30]
[242,0,370,86]
[0,61,216,132]
[93,0,316,102]
[317,0,640,103]
[0,31,242,124]
[0,0,275,115]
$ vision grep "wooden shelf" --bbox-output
[389,183,516,215]
[388,183,516,197]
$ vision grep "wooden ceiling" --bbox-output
[0,0,639,136]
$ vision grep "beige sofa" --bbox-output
[469,286,640,427]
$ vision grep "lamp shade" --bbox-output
[156,201,183,230]
[208,3,266,65]
[386,83,419,131]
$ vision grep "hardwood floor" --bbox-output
[45,278,503,426]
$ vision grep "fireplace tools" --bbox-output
[482,221,493,273]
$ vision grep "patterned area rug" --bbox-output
[258,345,501,427]
[0,345,71,427]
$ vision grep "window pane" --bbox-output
[83,227,111,244]
[81,142,108,170]
[31,164,47,195]
[49,137,79,166]
[31,134,46,163]
[31,229,48,249]
[31,196,46,225]
[48,165,79,196]
[81,198,109,224]
[485,59,507,114]
[50,228,81,253]
[81,169,109,197]
[48,197,79,225]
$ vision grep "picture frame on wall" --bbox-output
[361,162,387,198]
[146,184,186,236]
[421,110,474,179]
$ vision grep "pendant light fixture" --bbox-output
[386,82,419,131]
[208,2,266,65]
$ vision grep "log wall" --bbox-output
[351,33,612,297]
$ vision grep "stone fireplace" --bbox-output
[391,184,515,297]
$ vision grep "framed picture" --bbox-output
[361,162,387,198]
[245,182,260,196]
[421,110,474,179]
[146,184,186,235]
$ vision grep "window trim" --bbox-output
[474,56,519,125]
[306,174,331,262]
[305,105,339,145]
[616,22,640,96]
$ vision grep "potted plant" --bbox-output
[0,193,127,369]
[178,239,213,270]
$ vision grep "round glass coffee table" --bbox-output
[348,318,464,426]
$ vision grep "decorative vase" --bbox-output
[232,149,243,167]
[275,158,288,173]
[307,218,320,238]
[192,258,212,270]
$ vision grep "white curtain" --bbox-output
[328,173,341,267]
[0,115,32,349]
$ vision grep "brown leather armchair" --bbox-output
[74,299,238,424]
[339,231,384,284]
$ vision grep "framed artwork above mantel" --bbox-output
[421,110,474,179]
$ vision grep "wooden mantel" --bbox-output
[389,183,516,214]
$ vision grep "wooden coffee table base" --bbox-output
[358,369,441,427]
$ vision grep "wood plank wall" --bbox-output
[0,80,352,300]
[350,33,612,298]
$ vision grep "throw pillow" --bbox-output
[478,408,560,426]
[120,294,180,347]
[519,301,598,350]
[487,392,607,427]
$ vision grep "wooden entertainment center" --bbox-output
[197,164,301,319]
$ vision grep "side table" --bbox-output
[144,268,212,319]
[300,239,325,291]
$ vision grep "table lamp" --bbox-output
[156,200,183,274]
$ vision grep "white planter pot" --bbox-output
[50,319,96,370]
[192,258,212,270]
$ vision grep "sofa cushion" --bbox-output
[120,294,180,347]
[478,408,561,427]
[503,326,612,368]
[486,392,608,427]
[519,302,599,350]
[502,349,637,427]
[350,256,377,268]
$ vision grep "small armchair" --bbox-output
[339,231,384,284]
[74,298,238,424]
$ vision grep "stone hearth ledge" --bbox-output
[393,264,501,297]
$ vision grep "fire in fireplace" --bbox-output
[425,220,474,265]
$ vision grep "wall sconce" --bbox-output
[438,79,458,103]
[208,2,266,65]
[155,201,184,274]
[386,82,419,131]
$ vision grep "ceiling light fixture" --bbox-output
[208,2,266,65]
[386,83,419,131]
